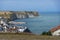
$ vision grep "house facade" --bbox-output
[50,26,60,36]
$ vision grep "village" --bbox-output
[0,16,60,36]
[0,17,31,33]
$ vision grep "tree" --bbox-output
[47,31,52,36]
[41,31,47,35]
[41,31,52,36]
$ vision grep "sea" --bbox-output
[14,12,60,34]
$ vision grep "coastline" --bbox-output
[0,11,39,21]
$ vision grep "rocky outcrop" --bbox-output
[10,11,39,19]
[0,11,39,20]
[9,13,17,21]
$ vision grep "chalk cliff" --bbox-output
[0,11,39,21]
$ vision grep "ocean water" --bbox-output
[14,12,60,34]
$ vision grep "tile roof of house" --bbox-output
[50,25,60,32]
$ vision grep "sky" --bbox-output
[0,0,60,12]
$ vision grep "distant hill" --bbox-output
[0,11,39,21]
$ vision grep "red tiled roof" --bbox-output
[50,25,60,32]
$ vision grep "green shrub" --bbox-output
[41,31,52,36]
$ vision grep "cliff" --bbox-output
[0,11,39,21]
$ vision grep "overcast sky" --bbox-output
[0,0,60,12]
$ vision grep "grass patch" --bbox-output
[0,33,60,40]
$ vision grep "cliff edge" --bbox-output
[0,11,39,21]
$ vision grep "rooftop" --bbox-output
[50,25,60,32]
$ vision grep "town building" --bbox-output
[50,25,60,36]
[0,17,31,33]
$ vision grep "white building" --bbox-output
[17,26,27,32]
[0,17,30,33]
[0,17,7,25]
[50,26,60,36]
[0,17,8,32]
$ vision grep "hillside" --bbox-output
[0,33,60,40]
